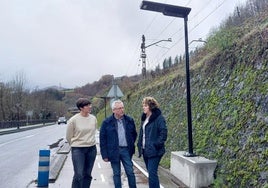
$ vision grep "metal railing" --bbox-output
[0,119,57,129]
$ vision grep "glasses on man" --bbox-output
[115,107,124,110]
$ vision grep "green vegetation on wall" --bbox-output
[101,20,268,188]
[96,3,268,187]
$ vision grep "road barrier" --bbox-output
[37,149,50,187]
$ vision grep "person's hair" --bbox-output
[142,96,159,110]
[111,99,123,110]
[76,98,91,110]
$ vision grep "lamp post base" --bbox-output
[183,151,197,157]
[171,151,217,188]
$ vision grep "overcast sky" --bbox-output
[0,0,248,89]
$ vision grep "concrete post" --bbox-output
[170,151,217,188]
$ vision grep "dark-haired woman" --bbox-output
[66,98,97,188]
[137,96,167,188]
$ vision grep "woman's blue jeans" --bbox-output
[110,147,136,188]
[143,155,162,188]
[71,145,97,188]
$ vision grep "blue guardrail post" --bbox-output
[37,149,50,187]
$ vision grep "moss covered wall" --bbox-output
[115,28,268,187]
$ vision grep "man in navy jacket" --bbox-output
[100,99,137,188]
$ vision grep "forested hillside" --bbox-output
[96,1,268,187]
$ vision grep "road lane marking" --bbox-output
[98,162,101,168]
[100,174,105,182]
[0,134,34,148]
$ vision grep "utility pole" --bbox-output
[141,35,147,78]
[140,35,172,78]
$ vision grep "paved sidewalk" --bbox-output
[28,143,149,188]
[28,147,184,188]
[47,148,117,187]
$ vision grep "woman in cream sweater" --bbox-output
[66,98,97,188]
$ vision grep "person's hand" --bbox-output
[103,158,109,162]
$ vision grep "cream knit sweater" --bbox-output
[66,113,97,147]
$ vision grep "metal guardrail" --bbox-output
[0,119,57,129]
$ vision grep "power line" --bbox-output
[137,0,246,72]
[147,0,230,66]
[125,41,142,76]
[189,0,226,33]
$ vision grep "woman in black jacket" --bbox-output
[137,96,167,188]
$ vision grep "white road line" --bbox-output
[100,174,105,182]
[0,134,34,147]
[98,162,101,168]
[132,160,164,188]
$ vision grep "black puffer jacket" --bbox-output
[137,108,167,158]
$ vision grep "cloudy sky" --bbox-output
[0,0,247,89]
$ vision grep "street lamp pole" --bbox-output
[140,0,196,156]
[183,16,195,156]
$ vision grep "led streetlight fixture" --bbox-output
[140,1,191,18]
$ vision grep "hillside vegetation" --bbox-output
[96,1,268,187]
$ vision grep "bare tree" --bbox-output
[10,71,27,121]
[0,82,7,120]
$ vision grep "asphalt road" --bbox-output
[0,124,183,188]
[0,124,66,188]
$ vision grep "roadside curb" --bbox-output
[132,155,186,187]
[57,141,71,154]
[32,142,71,185]
[49,154,67,182]
[49,142,71,182]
